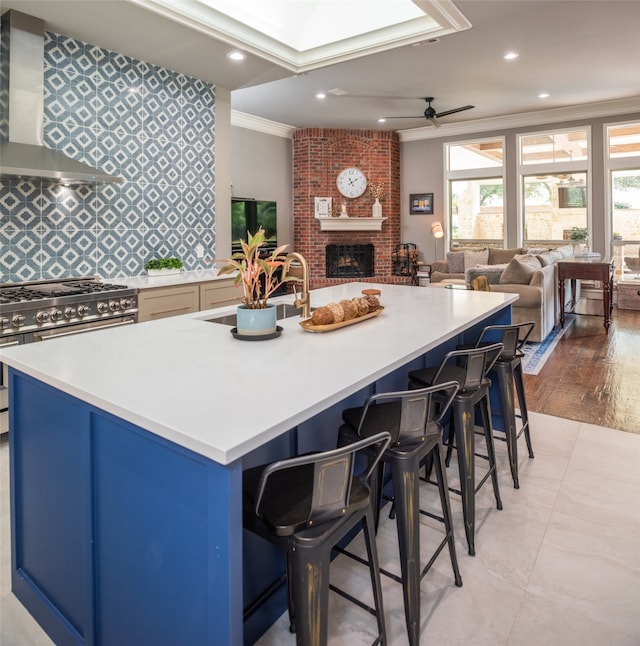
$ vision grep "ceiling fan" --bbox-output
[382,97,474,128]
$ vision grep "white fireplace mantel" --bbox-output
[317,217,387,231]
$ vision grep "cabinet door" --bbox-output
[138,285,199,322]
[199,279,241,311]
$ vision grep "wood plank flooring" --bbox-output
[524,303,640,433]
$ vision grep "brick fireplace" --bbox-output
[292,128,410,289]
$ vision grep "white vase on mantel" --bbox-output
[372,198,382,218]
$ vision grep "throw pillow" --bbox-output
[463,248,489,270]
[499,255,542,285]
[465,264,507,286]
[446,251,465,274]
[536,251,556,266]
[556,244,574,258]
[525,247,550,255]
[548,249,564,261]
[488,247,526,265]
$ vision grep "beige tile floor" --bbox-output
[2,412,639,646]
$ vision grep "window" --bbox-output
[522,172,587,243]
[519,128,590,246]
[606,121,640,281]
[520,130,588,165]
[446,138,505,248]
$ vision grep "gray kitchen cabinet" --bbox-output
[199,278,241,311]
[137,278,240,322]
[137,285,200,322]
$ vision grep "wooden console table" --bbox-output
[557,256,614,332]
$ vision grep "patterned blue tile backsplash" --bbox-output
[0,31,216,283]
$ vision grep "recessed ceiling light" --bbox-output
[227,51,245,61]
[503,51,519,60]
[315,92,326,99]
[538,92,550,98]
[378,118,387,123]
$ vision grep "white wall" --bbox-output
[229,126,293,250]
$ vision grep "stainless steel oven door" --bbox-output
[30,316,136,342]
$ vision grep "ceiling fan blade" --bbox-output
[381,116,426,119]
[428,116,440,128]
[435,105,475,118]
[337,94,430,99]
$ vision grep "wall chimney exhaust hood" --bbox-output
[0,10,123,185]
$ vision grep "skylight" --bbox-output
[136,0,470,72]
[202,0,426,51]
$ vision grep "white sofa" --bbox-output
[430,246,577,343]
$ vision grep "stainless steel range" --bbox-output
[0,276,138,343]
[0,276,138,433]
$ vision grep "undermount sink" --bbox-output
[205,303,307,326]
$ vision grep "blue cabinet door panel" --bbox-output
[10,374,92,644]
[10,371,243,646]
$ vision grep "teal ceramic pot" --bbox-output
[236,304,277,336]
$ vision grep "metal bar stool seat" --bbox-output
[408,343,504,557]
[459,321,535,488]
[243,432,391,646]
[337,383,462,646]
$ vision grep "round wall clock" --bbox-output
[336,167,367,198]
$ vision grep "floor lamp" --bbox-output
[431,221,444,260]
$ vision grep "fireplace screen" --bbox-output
[326,244,374,278]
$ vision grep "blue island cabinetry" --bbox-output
[5,283,515,645]
[11,373,243,646]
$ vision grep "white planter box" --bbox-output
[147,268,183,277]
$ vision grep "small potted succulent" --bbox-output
[145,257,184,277]
[217,228,301,336]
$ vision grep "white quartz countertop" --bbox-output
[1,283,517,465]
[124,266,233,289]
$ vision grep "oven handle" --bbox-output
[0,340,21,348]
[32,318,136,341]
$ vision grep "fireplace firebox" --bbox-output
[326,244,374,278]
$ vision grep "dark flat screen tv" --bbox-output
[231,198,277,253]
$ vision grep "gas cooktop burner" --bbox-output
[0,278,131,304]
[0,276,138,336]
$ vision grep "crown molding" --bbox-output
[230,111,296,138]
[397,97,640,142]
[232,97,640,141]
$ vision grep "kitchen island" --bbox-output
[3,283,516,646]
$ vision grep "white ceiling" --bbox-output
[2,0,640,135]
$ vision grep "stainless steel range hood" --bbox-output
[0,10,123,185]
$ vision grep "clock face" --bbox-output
[336,167,367,198]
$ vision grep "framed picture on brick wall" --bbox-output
[410,193,433,214]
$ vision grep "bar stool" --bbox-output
[243,432,391,646]
[408,343,504,557]
[337,383,462,646]
[462,321,535,488]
